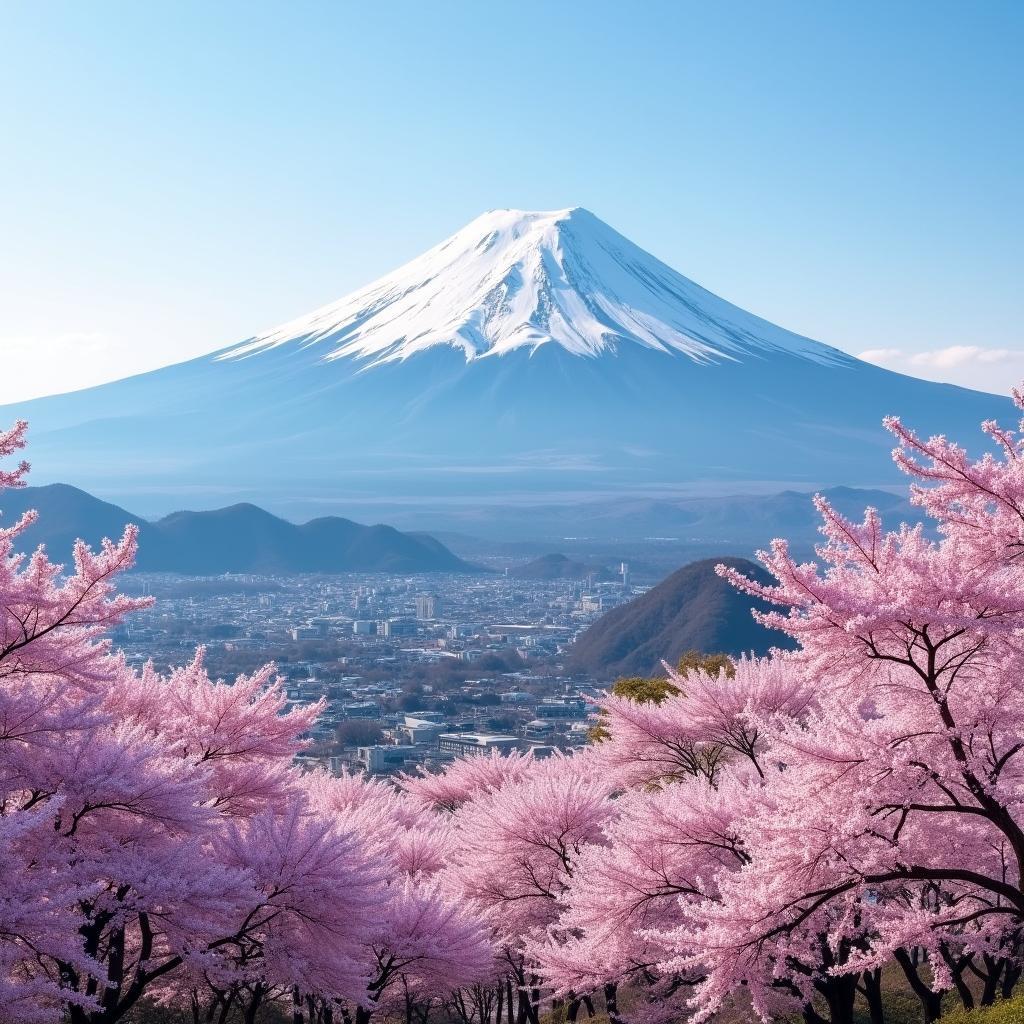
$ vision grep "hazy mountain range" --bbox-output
[366,484,922,543]
[0,208,1007,521]
[0,484,475,574]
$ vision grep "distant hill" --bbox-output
[567,556,795,679]
[511,553,613,580]
[0,484,477,574]
[0,483,148,559]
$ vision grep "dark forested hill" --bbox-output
[567,556,794,678]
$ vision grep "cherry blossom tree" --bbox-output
[442,753,615,1024]
[533,774,755,1024]
[451,757,613,942]
[688,393,1024,1020]
[0,425,383,1023]
[346,879,495,1024]
[295,770,496,1024]
[400,749,536,813]
[591,653,813,787]
[535,655,837,1023]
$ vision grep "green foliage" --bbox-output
[940,997,1024,1023]
[675,649,735,679]
[611,675,681,704]
[587,652,733,742]
[587,675,674,742]
[874,987,934,1024]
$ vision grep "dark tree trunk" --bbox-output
[939,948,975,1012]
[312,996,338,1024]
[827,973,859,1024]
[1004,962,1022,1000]
[512,979,526,1024]
[895,948,943,1024]
[603,983,622,1024]
[215,990,236,1024]
[802,1006,828,1024]
[243,984,267,1024]
[980,956,1005,1006]
[858,967,885,1024]
[528,987,541,1024]
[805,969,859,1024]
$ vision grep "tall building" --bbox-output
[416,594,440,619]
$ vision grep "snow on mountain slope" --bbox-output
[222,207,850,367]
[0,207,1009,517]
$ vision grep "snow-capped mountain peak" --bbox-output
[221,207,850,367]
[4,207,1006,513]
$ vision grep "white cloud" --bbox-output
[908,345,1018,369]
[856,345,1023,395]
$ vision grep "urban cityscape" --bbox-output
[114,560,644,778]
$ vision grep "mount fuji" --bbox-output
[2,208,1008,517]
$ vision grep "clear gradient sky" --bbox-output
[1,1,1021,401]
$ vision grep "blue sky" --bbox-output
[1,0,1021,400]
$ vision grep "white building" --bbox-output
[436,733,519,757]
[357,744,418,775]
[398,716,446,744]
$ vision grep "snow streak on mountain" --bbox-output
[0,208,1009,517]
[224,207,849,367]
